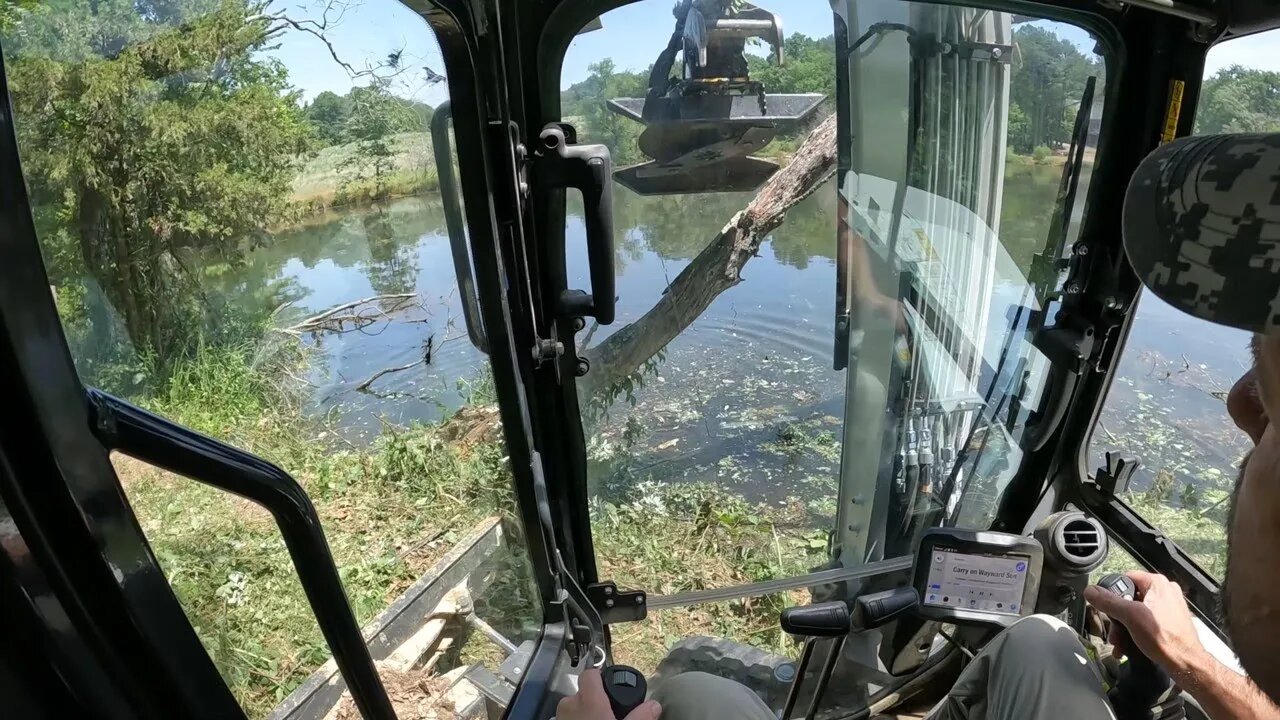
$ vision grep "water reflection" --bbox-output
[208,167,1246,507]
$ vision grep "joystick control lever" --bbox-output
[1095,574,1177,719]
[602,665,647,718]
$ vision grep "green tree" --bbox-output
[562,59,649,165]
[305,89,354,145]
[746,33,836,100]
[1195,65,1280,134]
[1007,101,1031,152]
[1009,25,1096,152]
[5,0,314,366]
[341,80,429,199]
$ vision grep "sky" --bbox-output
[265,0,1280,106]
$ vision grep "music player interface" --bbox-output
[923,550,1028,616]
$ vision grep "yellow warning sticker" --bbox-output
[1161,80,1185,144]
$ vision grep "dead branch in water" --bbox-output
[277,293,417,336]
[357,358,427,392]
[354,332,470,394]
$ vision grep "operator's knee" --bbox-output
[993,614,1105,689]
[979,614,1113,719]
[1003,613,1074,648]
[994,614,1090,668]
[649,672,775,720]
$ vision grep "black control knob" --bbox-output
[602,665,647,718]
[1095,574,1177,719]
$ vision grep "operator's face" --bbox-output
[1224,334,1280,703]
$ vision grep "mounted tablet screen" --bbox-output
[922,549,1030,616]
[914,528,1043,627]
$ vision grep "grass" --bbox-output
[592,484,822,672]
[1092,491,1229,582]
[118,344,521,716]
[290,132,440,212]
[121,343,1234,715]
[118,343,819,716]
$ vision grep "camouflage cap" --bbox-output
[1123,133,1280,335]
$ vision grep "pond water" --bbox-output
[235,167,1251,507]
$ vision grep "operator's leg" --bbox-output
[926,614,1115,720]
[649,672,775,720]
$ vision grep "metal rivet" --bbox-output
[576,358,591,377]
[635,595,644,604]
[606,598,615,608]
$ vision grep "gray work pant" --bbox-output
[650,615,1116,720]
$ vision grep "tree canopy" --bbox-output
[1195,65,1280,134]
[303,85,433,148]
[1008,24,1099,152]
[7,0,314,365]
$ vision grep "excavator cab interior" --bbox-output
[0,0,1270,718]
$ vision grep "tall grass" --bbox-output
[290,132,440,213]
[122,345,1232,716]
[122,345,518,715]
[120,343,832,716]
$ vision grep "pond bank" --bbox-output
[123,344,821,716]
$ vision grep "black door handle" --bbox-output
[534,125,616,325]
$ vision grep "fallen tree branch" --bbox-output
[278,293,416,335]
[578,319,601,352]
[353,332,468,393]
[356,358,425,393]
[579,113,838,398]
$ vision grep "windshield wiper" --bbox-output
[1028,75,1098,308]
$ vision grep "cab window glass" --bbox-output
[1085,32,1280,582]
[562,2,1106,714]
[1,1,539,715]
[565,0,1105,589]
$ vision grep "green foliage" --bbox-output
[322,81,437,204]
[1031,144,1052,164]
[124,345,524,715]
[291,131,438,210]
[122,343,825,712]
[591,480,822,667]
[1195,65,1280,134]
[302,84,432,149]
[746,33,836,100]
[1009,25,1099,152]
[5,0,313,366]
[562,59,649,165]
[1007,101,1031,152]
[303,90,355,145]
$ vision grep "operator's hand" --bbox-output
[1083,570,1208,676]
[556,668,662,720]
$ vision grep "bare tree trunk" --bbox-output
[579,113,838,399]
